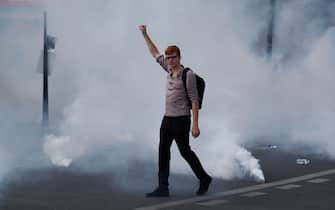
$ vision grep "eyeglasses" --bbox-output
[166,55,178,60]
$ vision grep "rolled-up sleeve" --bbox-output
[156,55,169,72]
[186,70,199,106]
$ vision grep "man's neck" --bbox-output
[170,64,182,73]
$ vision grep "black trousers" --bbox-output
[158,115,209,188]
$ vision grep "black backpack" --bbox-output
[182,67,205,109]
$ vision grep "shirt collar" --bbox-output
[169,65,184,78]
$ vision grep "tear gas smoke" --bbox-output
[40,0,335,185]
[43,135,73,167]
[41,0,268,184]
[1,0,335,190]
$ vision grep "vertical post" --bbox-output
[42,11,49,126]
[267,0,275,57]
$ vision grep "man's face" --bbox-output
[165,52,180,69]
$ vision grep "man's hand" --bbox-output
[191,102,200,138]
[192,125,200,138]
[139,24,160,59]
[139,25,147,34]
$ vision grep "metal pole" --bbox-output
[42,11,49,126]
[267,0,275,57]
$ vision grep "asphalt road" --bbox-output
[0,143,334,210]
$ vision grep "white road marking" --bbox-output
[276,184,301,190]
[133,168,335,210]
[240,192,267,197]
[307,178,330,183]
[197,199,228,206]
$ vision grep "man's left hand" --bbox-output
[192,126,200,138]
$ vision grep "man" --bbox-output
[139,25,212,197]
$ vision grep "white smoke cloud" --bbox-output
[40,0,268,184]
[2,0,335,190]
[43,135,74,167]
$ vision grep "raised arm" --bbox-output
[139,25,161,59]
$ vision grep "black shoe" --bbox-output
[196,176,212,196]
[146,187,170,197]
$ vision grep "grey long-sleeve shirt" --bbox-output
[157,55,199,117]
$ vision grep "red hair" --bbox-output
[165,45,181,57]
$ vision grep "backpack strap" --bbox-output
[182,67,192,107]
